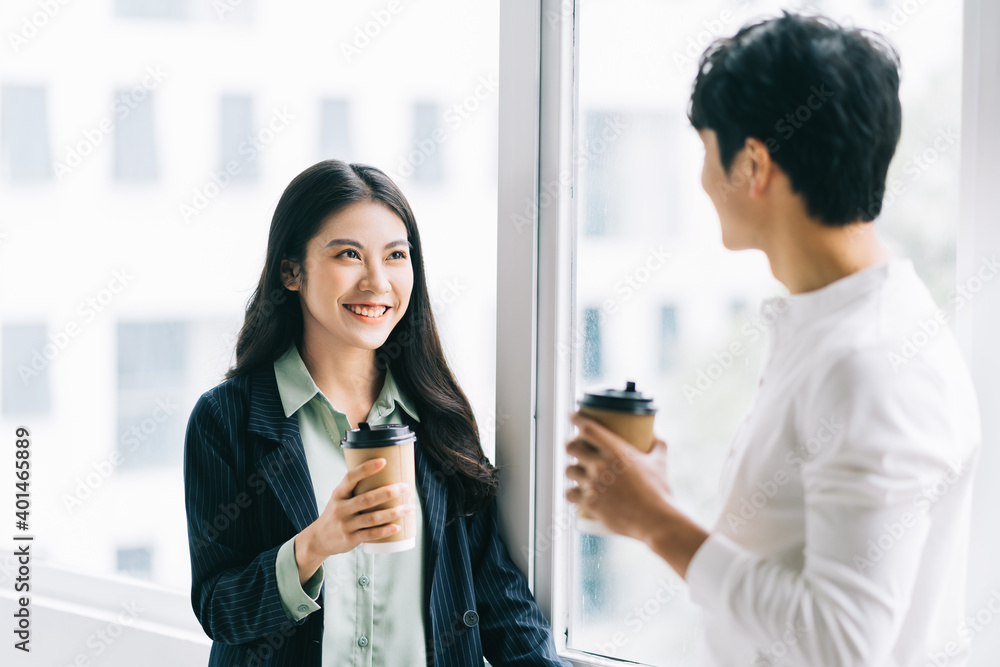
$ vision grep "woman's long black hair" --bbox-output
[227,160,498,517]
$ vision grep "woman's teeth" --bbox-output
[346,305,388,318]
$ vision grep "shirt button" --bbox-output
[358,575,370,588]
[297,604,309,613]
[462,610,479,627]
[357,635,369,647]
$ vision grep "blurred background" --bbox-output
[0,0,985,665]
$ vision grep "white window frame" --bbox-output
[496,0,1000,665]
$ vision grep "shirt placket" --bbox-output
[356,548,374,666]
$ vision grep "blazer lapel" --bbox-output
[247,366,319,533]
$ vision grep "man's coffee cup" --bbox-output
[575,381,658,535]
[341,422,418,554]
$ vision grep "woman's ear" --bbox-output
[280,256,301,291]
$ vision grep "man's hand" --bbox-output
[564,412,710,579]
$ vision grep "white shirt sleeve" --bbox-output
[686,346,961,665]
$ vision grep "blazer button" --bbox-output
[462,610,479,628]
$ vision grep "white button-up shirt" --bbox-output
[686,258,981,666]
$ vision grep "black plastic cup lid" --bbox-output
[579,381,658,414]
[341,422,416,448]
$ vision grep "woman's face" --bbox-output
[283,201,414,354]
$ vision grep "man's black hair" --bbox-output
[688,11,902,226]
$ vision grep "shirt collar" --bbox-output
[273,343,420,423]
[764,258,909,332]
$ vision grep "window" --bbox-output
[220,94,258,182]
[117,545,154,580]
[580,307,603,380]
[114,87,160,182]
[659,305,678,372]
[0,85,52,182]
[411,101,444,183]
[2,323,51,415]
[114,0,187,20]
[116,321,187,469]
[319,98,352,162]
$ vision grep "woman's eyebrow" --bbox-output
[324,238,411,250]
[324,238,362,249]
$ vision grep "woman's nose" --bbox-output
[359,263,391,294]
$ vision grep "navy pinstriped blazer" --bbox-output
[183,365,570,667]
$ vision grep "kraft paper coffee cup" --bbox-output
[575,381,658,536]
[341,422,417,554]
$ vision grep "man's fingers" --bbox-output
[569,413,629,458]
[566,438,603,462]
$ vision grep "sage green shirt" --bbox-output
[272,343,428,667]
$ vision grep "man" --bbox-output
[566,12,981,666]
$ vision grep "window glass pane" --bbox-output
[219,94,258,182]
[114,0,188,20]
[2,323,51,415]
[114,87,160,182]
[570,0,962,663]
[116,321,187,469]
[411,101,445,184]
[1,85,53,182]
[117,545,154,580]
[320,98,352,161]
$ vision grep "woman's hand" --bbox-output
[295,458,413,584]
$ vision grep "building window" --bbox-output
[117,321,186,468]
[581,110,677,238]
[319,98,352,162]
[659,305,678,372]
[0,85,52,182]
[2,323,51,416]
[114,88,160,183]
[411,101,444,184]
[581,307,603,380]
[116,545,153,580]
[220,94,257,182]
[114,0,187,20]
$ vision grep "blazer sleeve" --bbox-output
[468,496,572,667]
[184,390,308,644]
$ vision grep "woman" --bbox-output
[183,160,569,666]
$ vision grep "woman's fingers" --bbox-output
[348,504,413,532]
[333,458,388,499]
[346,483,408,514]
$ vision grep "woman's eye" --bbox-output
[389,250,407,260]
[337,249,360,259]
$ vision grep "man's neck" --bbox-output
[763,218,894,295]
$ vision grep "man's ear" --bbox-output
[744,137,773,198]
[280,256,301,291]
